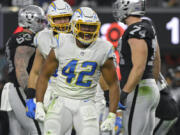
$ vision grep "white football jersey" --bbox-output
[34,28,58,85]
[53,33,115,99]
[34,28,56,59]
[95,83,105,102]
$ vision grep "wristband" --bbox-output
[120,90,128,106]
[24,88,36,99]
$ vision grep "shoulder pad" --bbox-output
[34,30,53,47]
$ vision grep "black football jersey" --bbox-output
[117,19,157,88]
[5,32,35,87]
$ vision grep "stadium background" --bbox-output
[0,0,180,134]
[0,7,180,73]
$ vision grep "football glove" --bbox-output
[35,102,45,122]
[115,116,123,135]
[119,90,128,110]
[26,98,36,119]
[101,112,116,132]
[118,102,127,110]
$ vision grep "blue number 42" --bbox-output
[62,60,97,87]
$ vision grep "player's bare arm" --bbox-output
[101,58,120,113]
[15,46,35,89]
[99,74,109,90]
[123,38,148,93]
[36,49,58,102]
[153,43,161,81]
[28,49,45,89]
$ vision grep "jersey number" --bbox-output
[130,26,141,35]
[62,60,97,87]
[130,25,146,38]
[16,33,32,44]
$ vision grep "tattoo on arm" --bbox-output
[15,46,35,89]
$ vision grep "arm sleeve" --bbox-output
[101,43,116,66]
[127,24,153,40]
[16,32,35,48]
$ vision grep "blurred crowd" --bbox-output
[146,0,180,7]
[0,0,180,135]
[0,0,180,8]
[0,49,8,92]
[0,0,112,8]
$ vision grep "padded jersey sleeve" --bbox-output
[35,32,49,58]
[100,41,116,67]
[33,33,39,48]
[127,23,153,40]
[15,32,35,47]
[35,30,57,58]
[50,33,60,49]
[53,33,62,59]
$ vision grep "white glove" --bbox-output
[101,112,116,132]
[35,102,45,122]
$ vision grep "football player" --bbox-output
[35,7,120,135]
[26,0,73,118]
[25,0,73,134]
[165,67,180,135]
[113,0,160,135]
[153,73,179,135]
[0,5,46,135]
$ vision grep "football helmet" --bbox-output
[47,0,73,33]
[18,5,46,33]
[71,7,101,45]
[112,0,145,22]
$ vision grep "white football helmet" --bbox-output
[47,0,73,33]
[112,0,145,22]
[71,7,101,45]
[18,5,46,33]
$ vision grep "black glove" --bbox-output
[120,90,129,106]
[24,88,36,99]
[25,88,36,119]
